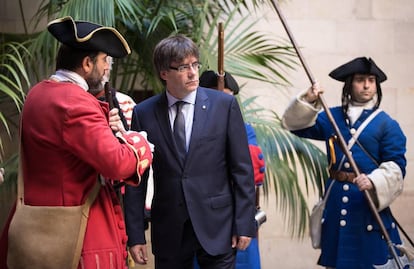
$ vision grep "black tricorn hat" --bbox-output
[47,16,131,58]
[329,57,387,82]
[199,70,240,95]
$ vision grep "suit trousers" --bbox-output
[155,219,236,269]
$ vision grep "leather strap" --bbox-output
[17,120,101,268]
[337,108,382,170]
[17,138,101,208]
[329,168,356,183]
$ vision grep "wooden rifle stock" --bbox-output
[217,22,225,91]
[104,82,115,109]
[104,81,125,191]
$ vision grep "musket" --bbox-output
[217,22,267,230]
[269,1,404,268]
[104,81,125,191]
[217,22,225,91]
[104,82,115,110]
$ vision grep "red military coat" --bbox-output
[0,80,142,269]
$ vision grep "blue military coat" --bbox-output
[293,106,407,269]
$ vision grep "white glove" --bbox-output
[138,131,155,153]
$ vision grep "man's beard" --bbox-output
[86,76,102,91]
[87,79,104,96]
[87,65,109,96]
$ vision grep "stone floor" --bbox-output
[131,189,414,269]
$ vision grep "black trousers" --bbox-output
[155,219,236,269]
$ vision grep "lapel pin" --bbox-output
[202,105,206,110]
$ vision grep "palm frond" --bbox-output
[114,0,144,29]
[240,96,328,236]
[0,42,30,160]
[29,0,140,81]
[199,6,298,87]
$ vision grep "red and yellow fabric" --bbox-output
[0,80,151,269]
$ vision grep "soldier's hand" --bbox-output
[353,173,374,191]
[108,108,126,134]
[304,82,323,103]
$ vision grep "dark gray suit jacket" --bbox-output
[125,87,256,258]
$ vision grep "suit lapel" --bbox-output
[154,92,186,168]
[187,89,209,160]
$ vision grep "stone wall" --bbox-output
[237,0,414,191]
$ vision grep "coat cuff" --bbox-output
[116,131,153,186]
[368,161,404,211]
[282,91,321,131]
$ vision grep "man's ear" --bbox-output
[160,70,168,81]
[81,56,94,74]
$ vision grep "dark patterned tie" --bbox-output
[173,101,186,162]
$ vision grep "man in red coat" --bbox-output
[0,16,152,269]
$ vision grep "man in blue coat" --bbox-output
[124,35,256,269]
[282,57,407,269]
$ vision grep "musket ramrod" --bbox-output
[217,22,225,91]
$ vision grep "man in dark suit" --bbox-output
[124,35,256,269]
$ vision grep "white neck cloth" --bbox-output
[50,69,89,91]
[347,98,376,125]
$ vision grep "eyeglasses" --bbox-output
[169,62,202,73]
